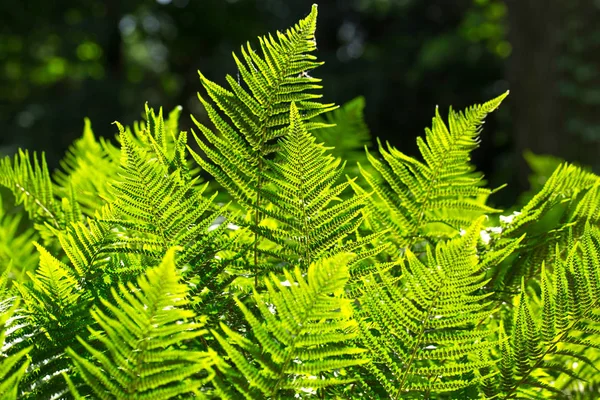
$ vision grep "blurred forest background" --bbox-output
[1,0,599,206]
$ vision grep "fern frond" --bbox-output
[358,216,501,398]
[52,118,121,216]
[13,243,91,398]
[358,92,508,250]
[488,163,600,291]
[212,253,368,399]
[253,103,372,272]
[493,224,600,398]
[67,248,219,399]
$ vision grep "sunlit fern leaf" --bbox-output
[104,122,232,269]
[254,103,373,271]
[189,4,335,209]
[0,150,84,249]
[52,117,121,216]
[357,92,508,251]
[358,216,500,398]
[67,248,219,399]
[0,150,62,230]
[12,243,91,399]
[211,253,368,399]
[492,225,600,399]
[488,163,600,291]
[0,195,38,280]
[0,299,31,400]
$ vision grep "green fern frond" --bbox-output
[358,92,508,250]
[52,117,121,216]
[105,122,231,268]
[189,4,334,207]
[493,224,600,398]
[13,243,91,398]
[67,248,219,399]
[488,163,600,291]
[253,103,372,271]
[212,253,368,399]
[358,216,500,398]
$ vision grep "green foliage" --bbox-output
[212,253,367,399]
[0,5,599,399]
[67,248,218,399]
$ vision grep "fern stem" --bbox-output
[14,183,60,229]
[395,289,440,398]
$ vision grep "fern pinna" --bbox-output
[0,4,599,400]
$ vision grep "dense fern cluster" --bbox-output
[1,4,599,399]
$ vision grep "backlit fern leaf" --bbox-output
[13,243,91,399]
[212,253,368,399]
[357,92,508,250]
[492,224,600,399]
[358,217,511,398]
[488,163,600,291]
[254,103,374,272]
[67,248,219,399]
[104,122,231,270]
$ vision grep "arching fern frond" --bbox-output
[104,123,231,270]
[487,163,600,291]
[358,217,508,398]
[357,92,508,250]
[67,248,219,399]
[212,253,368,399]
[189,4,334,208]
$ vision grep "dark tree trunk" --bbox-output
[506,0,600,190]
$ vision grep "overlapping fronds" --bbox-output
[0,299,30,400]
[13,243,91,399]
[104,122,232,270]
[357,92,508,250]
[487,163,600,291]
[357,217,514,398]
[67,248,219,399]
[212,253,368,399]
[0,150,83,249]
[253,103,374,271]
[189,4,335,208]
[487,224,600,399]
[52,118,121,216]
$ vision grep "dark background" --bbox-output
[1,0,599,206]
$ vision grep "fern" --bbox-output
[212,253,367,399]
[189,4,335,284]
[490,224,600,399]
[67,248,219,399]
[357,93,508,251]
[1,5,600,399]
[357,216,519,398]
